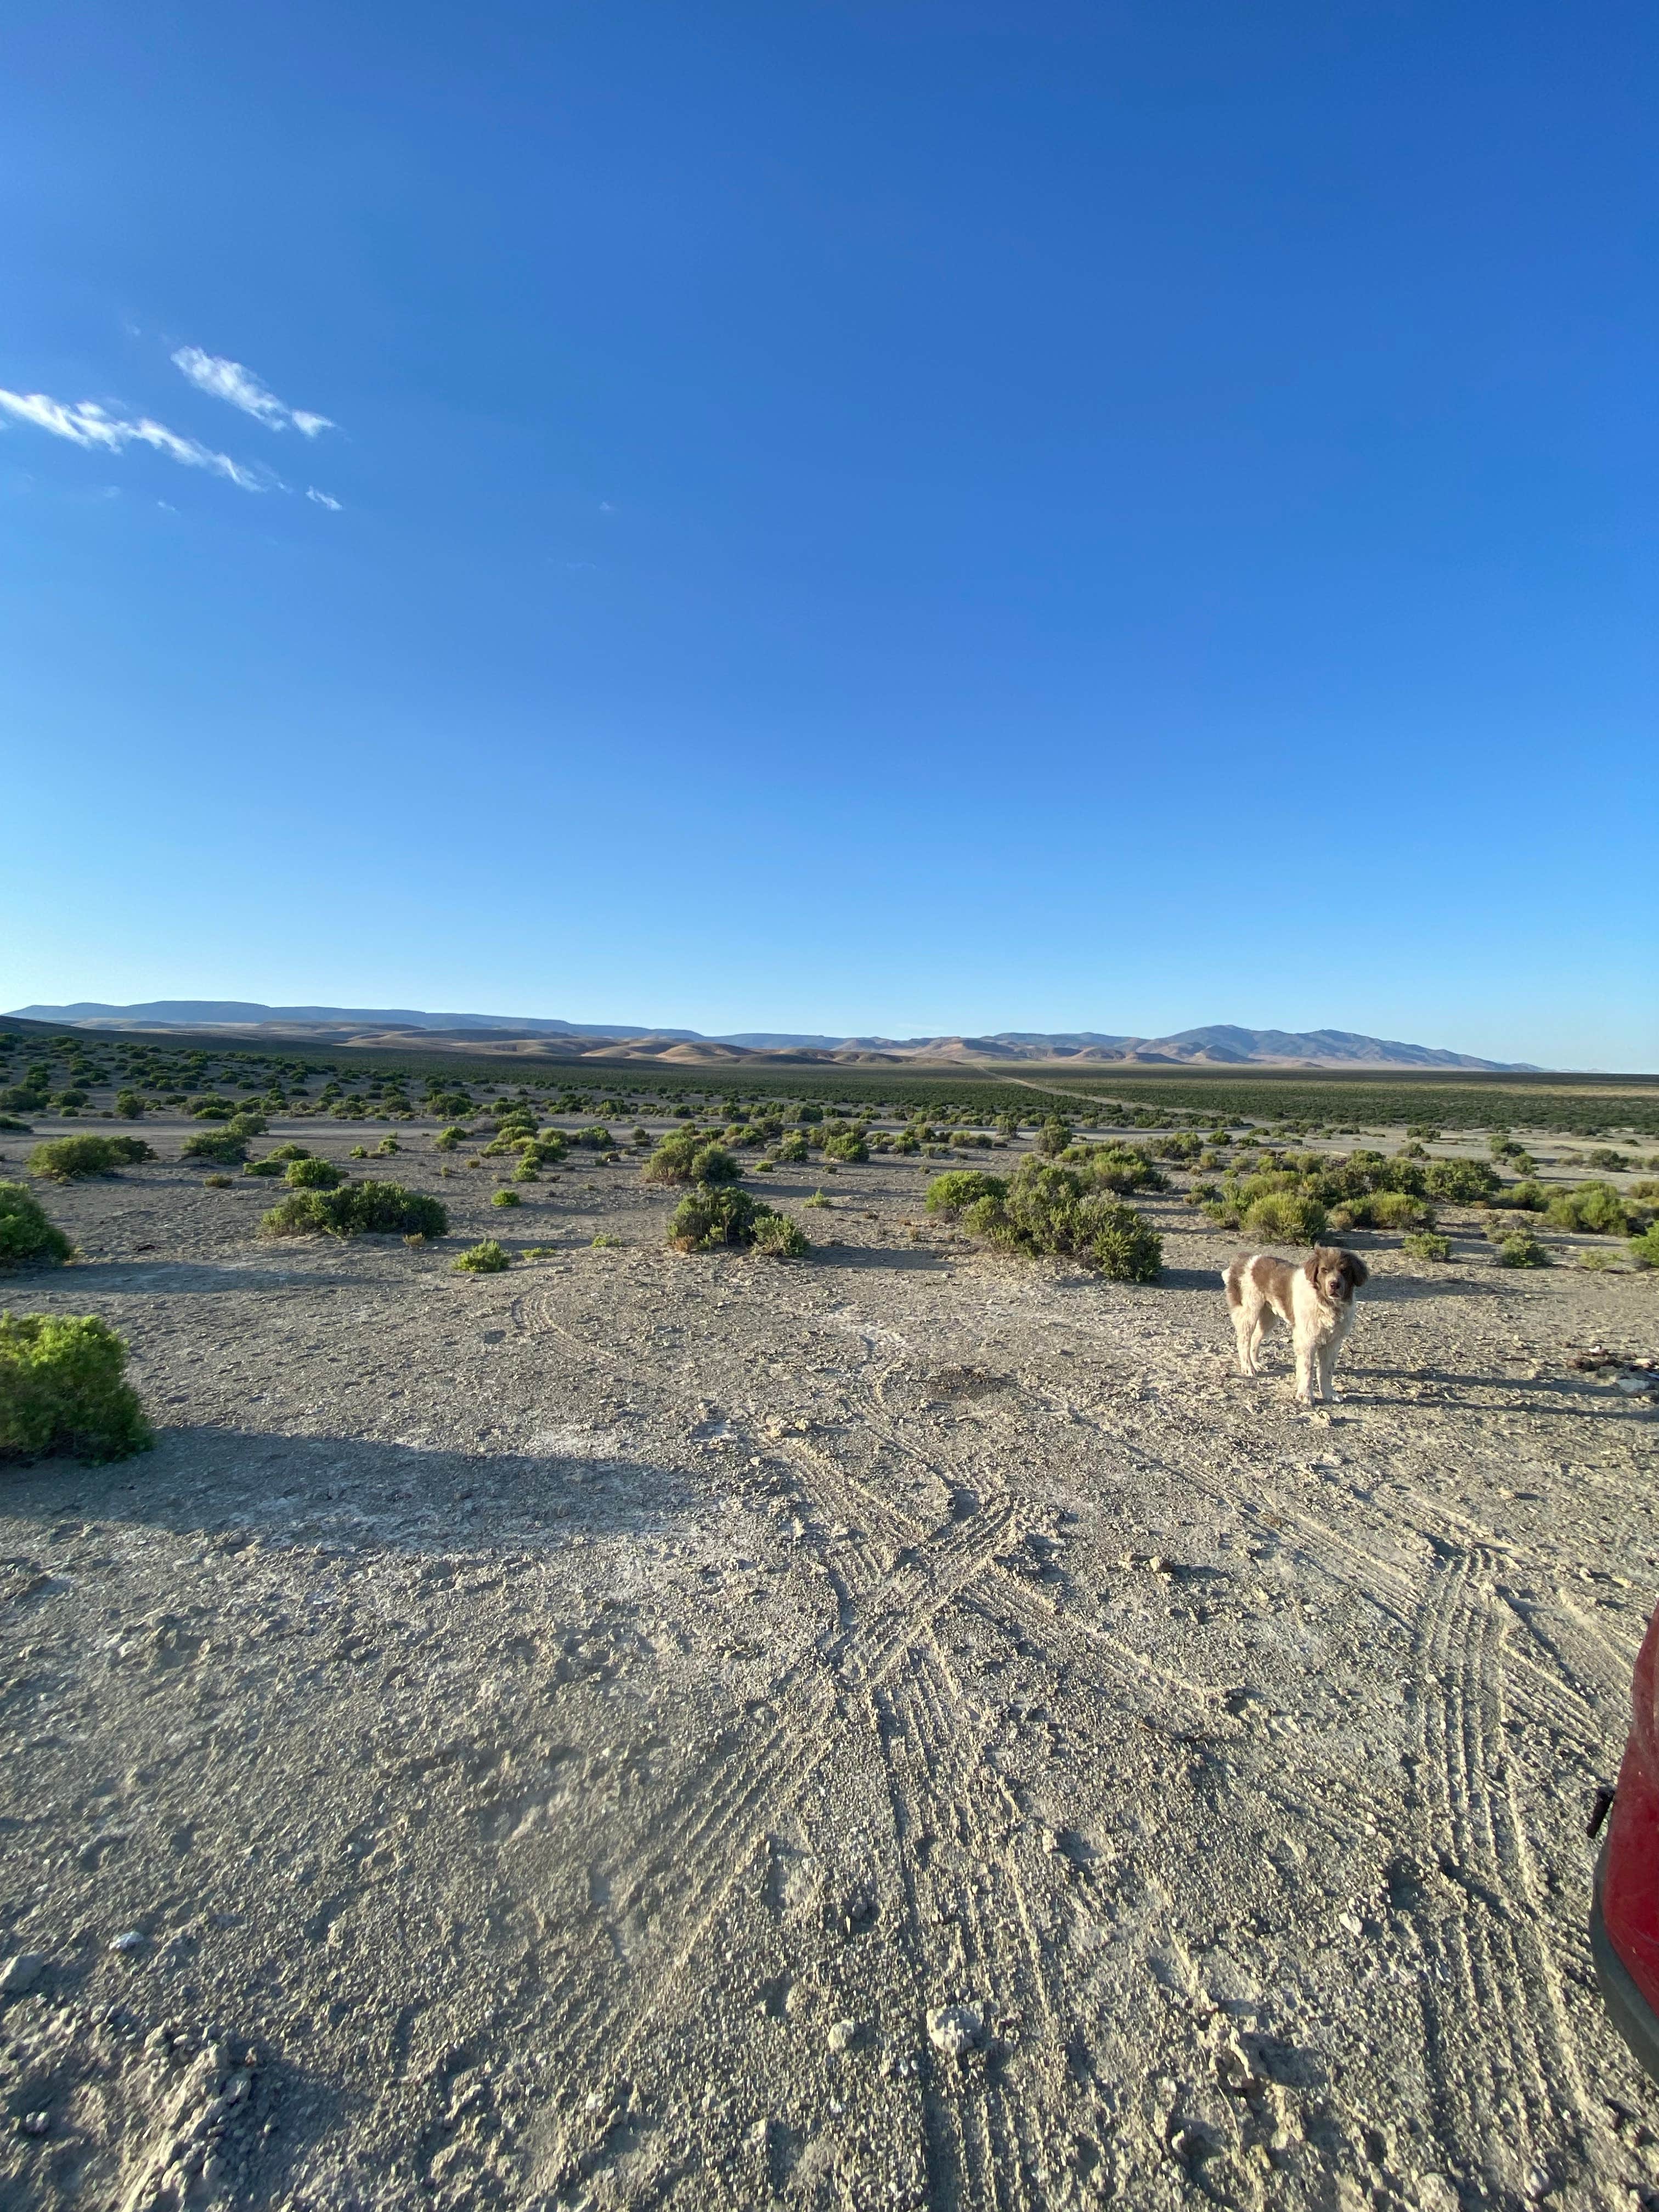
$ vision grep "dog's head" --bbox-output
[1304,1245,1368,1304]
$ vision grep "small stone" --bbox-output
[110,1929,145,1953]
[20,2111,49,2137]
[826,2018,859,2053]
[926,2003,981,2058]
[0,1953,45,1996]
[1413,2177,1461,2212]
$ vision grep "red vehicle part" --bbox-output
[1592,1598,1659,2083]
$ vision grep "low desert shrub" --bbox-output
[667,1184,806,1254]
[1402,1231,1453,1261]
[203,1173,234,1188]
[31,1135,156,1181]
[285,1156,344,1190]
[1546,1181,1633,1237]
[114,1090,145,1119]
[822,1126,870,1164]
[179,1130,250,1167]
[1078,1146,1166,1195]
[1331,1190,1432,1232]
[0,1184,74,1267]
[775,1131,810,1164]
[1494,1179,1549,1213]
[433,1126,470,1153]
[1035,1119,1073,1157]
[926,1170,1007,1216]
[1628,1224,1659,1269]
[949,1158,1162,1280]
[259,1181,448,1240]
[804,1189,830,1208]
[1497,1231,1550,1268]
[0,1313,153,1462]
[492,1189,522,1208]
[1587,1148,1630,1171]
[1425,1159,1501,1205]
[349,1145,369,1159]
[1242,1190,1329,1245]
[667,1184,760,1251]
[642,1134,741,1187]
[453,1239,511,1273]
[571,1125,613,1150]
[225,1113,267,1139]
[751,1212,810,1258]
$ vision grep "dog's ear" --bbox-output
[1345,1251,1369,1290]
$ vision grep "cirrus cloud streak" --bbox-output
[0,387,269,489]
[172,346,334,437]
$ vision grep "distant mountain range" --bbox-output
[7,1002,1536,1070]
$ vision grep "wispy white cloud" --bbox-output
[0,387,270,490]
[172,346,334,437]
[306,486,342,511]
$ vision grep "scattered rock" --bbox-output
[826,2018,859,2053]
[926,2003,981,2058]
[0,1953,45,1996]
[19,2111,49,2137]
[110,1929,145,1953]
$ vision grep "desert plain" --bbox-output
[2,1092,1657,2211]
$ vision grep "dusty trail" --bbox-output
[1,1113,1656,2209]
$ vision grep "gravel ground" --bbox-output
[2,1114,1657,2210]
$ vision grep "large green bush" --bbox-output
[642,1133,742,1187]
[285,1156,344,1190]
[945,1157,1162,1281]
[0,1184,74,1267]
[180,1131,251,1167]
[259,1181,448,1239]
[666,1184,806,1254]
[30,1135,155,1181]
[1,1313,154,1462]
[1546,1181,1634,1237]
[1241,1189,1329,1244]
[821,1125,869,1164]
[1402,1230,1453,1261]
[1425,1159,1502,1205]
[926,1170,1007,1216]
[1629,1224,1659,1269]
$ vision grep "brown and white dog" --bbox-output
[1223,1246,1369,1406]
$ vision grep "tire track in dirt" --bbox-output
[537,1486,1029,2190]
[1408,1545,1602,2198]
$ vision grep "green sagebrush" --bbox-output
[29,1135,155,1181]
[1,1313,154,1462]
[666,1184,809,1256]
[642,1133,742,1187]
[453,1239,511,1273]
[284,1156,344,1190]
[0,1183,74,1267]
[259,1181,449,1239]
[927,1158,1161,1282]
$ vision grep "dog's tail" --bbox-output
[1222,1253,1250,1307]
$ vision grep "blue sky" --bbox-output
[2,1,1654,1066]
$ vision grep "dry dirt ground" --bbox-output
[2,1114,1658,2211]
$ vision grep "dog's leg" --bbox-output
[1321,1341,1342,1401]
[1232,1307,1254,1375]
[1294,1330,1314,1406]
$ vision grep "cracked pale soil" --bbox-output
[2,1118,1657,2209]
